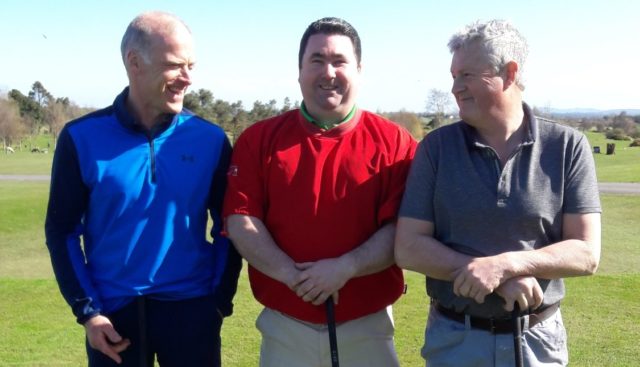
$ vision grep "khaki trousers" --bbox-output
[257,306,399,367]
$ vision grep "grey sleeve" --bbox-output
[563,134,601,214]
[398,139,436,221]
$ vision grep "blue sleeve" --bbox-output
[209,135,242,317]
[44,127,103,324]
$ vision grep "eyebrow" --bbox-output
[308,51,347,60]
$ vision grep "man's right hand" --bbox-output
[84,315,131,364]
[495,275,543,312]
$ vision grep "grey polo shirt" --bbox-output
[399,103,601,319]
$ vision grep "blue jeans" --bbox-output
[422,305,568,366]
[86,294,223,367]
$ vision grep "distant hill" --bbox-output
[548,108,640,118]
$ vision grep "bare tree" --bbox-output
[383,110,424,140]
[44,101,68,148]
[425,88,455,116]
[0,98,25,152]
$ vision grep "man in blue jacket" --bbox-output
[45,11,241,366]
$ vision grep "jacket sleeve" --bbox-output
[209,135,242,317]
[44,127,102,324]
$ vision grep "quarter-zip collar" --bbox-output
[113,87,176,138]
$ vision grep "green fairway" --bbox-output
[0,131,638,365]
[1,131,638,181]
[586,131,640,183]
[0,178,638,365]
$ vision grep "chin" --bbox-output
[166,102,184,114]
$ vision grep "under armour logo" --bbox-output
[181,154,195,163]
[228,165,239,176]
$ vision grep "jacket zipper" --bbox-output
[148,136,156,183]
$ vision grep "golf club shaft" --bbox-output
[512,303,524,367]
[326,298,339,367]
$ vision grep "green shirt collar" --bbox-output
[300,102,357,130]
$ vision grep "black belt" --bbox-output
[433,301,560,334]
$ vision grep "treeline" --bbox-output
[534,106,640,144]
[1,82,94,151]
[3,81,638,152]
[0,81,431,151]
[182,88,430,141]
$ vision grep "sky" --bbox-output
[1,0,638,113]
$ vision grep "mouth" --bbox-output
[166,84,187,99]
[319,82,339,92]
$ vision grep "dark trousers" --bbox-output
[86,294,222,367]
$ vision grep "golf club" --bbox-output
[138,297,149,367]
[512,303,524,367]
[325,298,340,367]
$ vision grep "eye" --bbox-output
[332,59,347,67]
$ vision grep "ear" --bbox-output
[126,50,142,74]
[503,61,518,89]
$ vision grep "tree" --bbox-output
[425,88,454,116]
[29,81,53,108]
[9,89,43,134]
[612,111,638,138]
[383,110,424,140]
[0,98,25,152]
[44,101,68,148]
[280,97,292,113]
[248,99,279,123]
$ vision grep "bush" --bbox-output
[630,139,640,147]
[605,129,631,141]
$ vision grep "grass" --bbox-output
[0,178,638,365]
[1,131,638,181]
[585,131,640,182]
[0,133,638,365]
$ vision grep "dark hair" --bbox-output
[298,17,361,69]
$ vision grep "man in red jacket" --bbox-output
[224,17,416,367]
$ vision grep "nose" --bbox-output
[179,66,193,86]
[451,76,464,95]
[322,63,336,78]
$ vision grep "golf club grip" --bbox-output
[512,303,524,367]
[326,298,340,367]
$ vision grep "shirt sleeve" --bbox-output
[44,127,102,324]
[398,138,437,221]
[222,126,265,221]
[377,130,418,225]
[563,133,601,214]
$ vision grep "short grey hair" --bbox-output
[120,11,190,65]
[448,19,528,90]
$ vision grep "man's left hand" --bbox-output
[293,258,354,305]
[452,255,508,304]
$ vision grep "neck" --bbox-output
[476,103,526,164]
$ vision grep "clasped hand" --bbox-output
[452,256,543,311]
[287,257,353,306]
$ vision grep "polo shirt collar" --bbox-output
[462,102,537,149]
[300,102,357,130]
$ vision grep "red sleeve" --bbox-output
[377,128,417,225]
[222,125,265,221]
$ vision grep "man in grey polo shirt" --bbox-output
[395,19,601,366]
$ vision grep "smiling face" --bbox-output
[127,22,195,127]
[298,33,361,124]
[450,41,506,128]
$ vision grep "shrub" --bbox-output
[605,129,631,141]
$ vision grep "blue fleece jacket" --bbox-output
[45,88,241,324]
